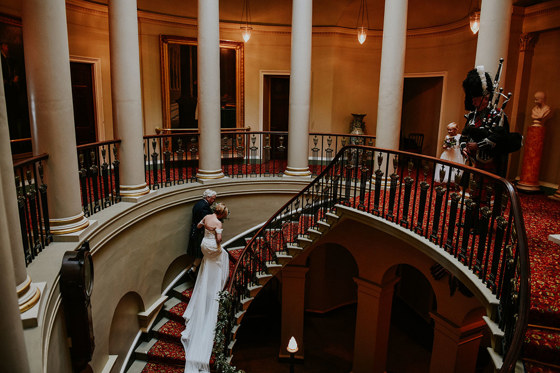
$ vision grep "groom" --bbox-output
[187,189,217,280]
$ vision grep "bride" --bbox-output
[181,203,230,373]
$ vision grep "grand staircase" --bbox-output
[122,146,560,372]
[123,228,259,372]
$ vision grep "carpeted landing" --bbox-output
[127,193,560,372]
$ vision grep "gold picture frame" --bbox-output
[160,35,244,130]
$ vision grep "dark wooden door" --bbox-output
[70,62,97,145]
[265,75,289,160]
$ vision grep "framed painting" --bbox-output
[160,35,244,130]
[0,14,32,157]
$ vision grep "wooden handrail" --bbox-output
[12,153,49,168]
[154,126,251,135]
[76,139,121,151]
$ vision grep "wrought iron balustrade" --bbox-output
[13,153,51,266]
[76,140,121,217]
[222,145,528,373]
[142,131,376,188]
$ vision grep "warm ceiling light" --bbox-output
[356,0,369,45]
[241,25,252,43]
[470,11,480,35]
[241,0,252,42]
[287,336,298,353]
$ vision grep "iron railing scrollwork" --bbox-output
[13,153,51,266]
[77,140,122,217]
[142,131,377,189]
[221,145,528,373]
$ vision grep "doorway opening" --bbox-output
[70,61,97,145]
[263,74,290,160]
[400,76,444,157]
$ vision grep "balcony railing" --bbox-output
[13,153,51,266]
[77,140,122,217]
[14,131,375,265]
[223,145,529,373]
[142,131,376,189]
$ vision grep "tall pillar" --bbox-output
[279,265,308,360]
[109,0,150,196]
[375,0,408,151]
[196,0,224,180]
[285,0,312,177]
[0,56,31,373]
[352,277,399,373]
[0,62,41,315]
[429,312,485,373]
[475,0,513,76]
[22,0,89,234]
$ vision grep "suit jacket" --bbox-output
[187,199,213,253]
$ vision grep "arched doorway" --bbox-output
[386,264,436,372]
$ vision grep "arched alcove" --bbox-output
[305,242,358,312]
[108,292,144,372]
[386,264,436,373]
[161,254,189,293]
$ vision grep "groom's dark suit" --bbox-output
[187,199,213,258]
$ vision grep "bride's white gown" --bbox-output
[181,227,229,373]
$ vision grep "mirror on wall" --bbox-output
[160,35,244,130]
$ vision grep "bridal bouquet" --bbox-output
[443,137,457,148]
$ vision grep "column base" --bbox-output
[516,181,541,193]
[20,282,46,329]
[196,169,225,180]
[50,211,90,235]
[120,182,150,197]
[17,276,41,314]
[284,167,311,177]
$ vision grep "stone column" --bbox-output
[375,0,408,151]
[0,56,31,373]
[22,0,89,234]
[475,0,513,76]
[279,265,308,360]
[196,0,224,180]
[285,0,312,177]
[109,0,150,196]
[0,49,41,317]
[429,312,485,373]
[352,276,399,373]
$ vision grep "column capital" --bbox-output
[519,32,537,52]
[430,311,462,342]
[353,276,400,298]
[282,264,309,278]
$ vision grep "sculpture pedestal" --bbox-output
[517,123,545,193]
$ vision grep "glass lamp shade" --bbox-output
[470,11,480,35]
[357,26,367,45]
[287,336,299,353]
[241,25,252,42]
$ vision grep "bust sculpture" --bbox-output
[531,91,552,125]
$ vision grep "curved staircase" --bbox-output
[122,146,557,373]
[221,146,530,373]
[123,229,257,372]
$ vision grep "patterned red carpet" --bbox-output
[518,193,560,372]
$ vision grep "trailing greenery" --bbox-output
[213,290,245,373]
